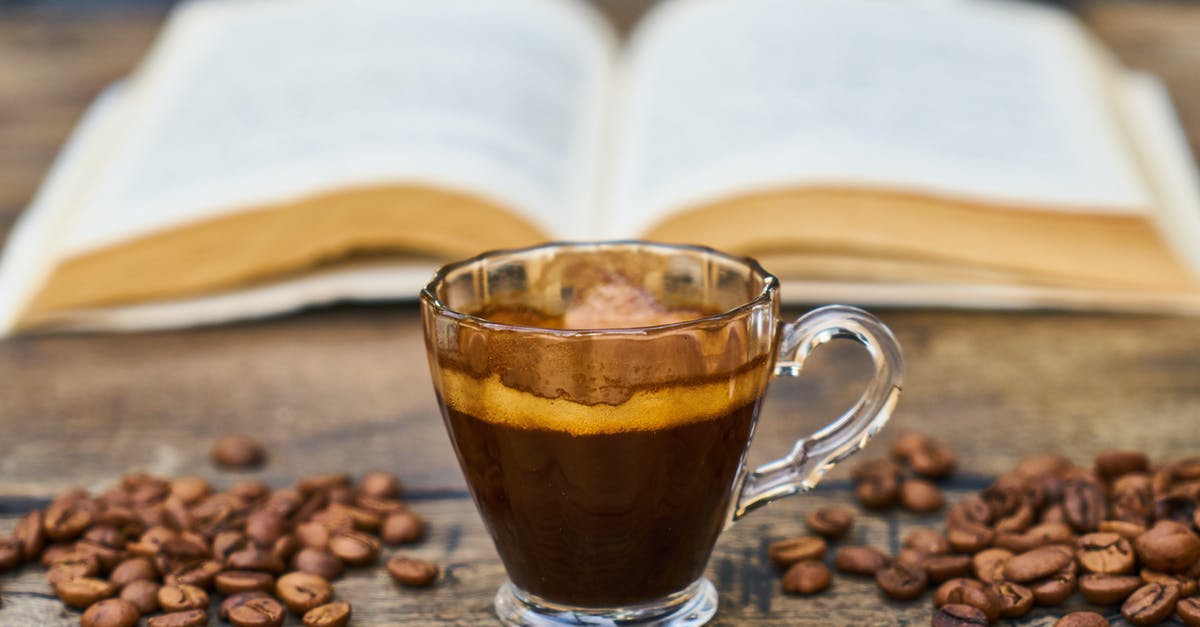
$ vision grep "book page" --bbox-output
[57,0,615,257]
[607,0,1152,236]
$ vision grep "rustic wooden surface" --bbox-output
[3,1,1200,625]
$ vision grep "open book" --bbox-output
[3,0,1200,333]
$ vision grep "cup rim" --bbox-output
[419,240,779,335]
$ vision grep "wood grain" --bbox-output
[3,1,1200,625]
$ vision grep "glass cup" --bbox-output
[420,241,903,626]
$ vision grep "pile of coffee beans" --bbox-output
[0,471,439,626]
[772,434,1200,626]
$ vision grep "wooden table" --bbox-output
[2,2,1200,625]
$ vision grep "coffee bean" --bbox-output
[44,498,94,542]
[989,581,1034,618]
[1141,568,1198,596]
[781,559,831,595]
[909,438,957,480]
[0,539,21,572]
[971,548,1013,584]
[768,536,827,569]
[1079,573,1143,605]
[211,434,267,469]
[804,507,854,540]
[925,554,972,583]
[55,576,117,609]
[119,579,160,614]
[328,530,380,566]
[216,570,276,594]
[47,550,101,583]
[381,511,424,545]
[272,534,299,563]
[875,562,927,600]
[358,470,402,499]
[81,598,140,627]
[164,559,222,589]
[1030,571,1075,606]
[1055,611,1111,627]
[903,528,949,555]
[229,596,286,627]
[933,579,999,621]
[355,494,407,517]
[169,476,212,504]
[1003,545,1074,582]
[833,546,887,576]
[1099,520,1146,541]
[854,463,901,510]
[1135,521,1200,573]
[387,554,439,587]
[226,545,286,573]
[158,583,208,612]
[303,600,352,627]
[933,578,986,607]
[1122,582,1181,626]
[213,531,250,560]
[146,609,208,627]
[14,510,46,561]
[1178,596,1200,627]
[1096,450,1149,481]
[220,591,271,620]
[900,479,944,513]
[295,522,331,549]
[245,510,288,546]
[1063,478,1105,532]
[76,539,124,572]
[109,557,157,588]
[276,571,334,615]
[1076,532,1136,574]
[931,603,987,627]
[293,547,344,580]
[895,548,926,569]
[946,522,994,554]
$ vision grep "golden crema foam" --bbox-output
[438,367,770,436]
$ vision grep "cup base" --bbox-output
[494,578,718,626]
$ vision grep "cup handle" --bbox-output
[730,305,904,522]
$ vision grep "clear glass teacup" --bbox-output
[421,241,903,625]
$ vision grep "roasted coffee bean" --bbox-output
[1174,458,1200,482]
[245,510,288,546]
[1141,568,1198,596]
[354,494,407,516]
[931,603,988,627]
[995,522,1076,553]
[833,546,887,576]
[14,510,46,561]
[1178,596,1200,627]
[298,474,351,495]
[276,571,334,615]
[1122,582,1181,626]
[900,479,944,513]
[55,576,117,609]
[229,479,270,502]
[1003,545,1074,582]
[1055,611,1111,627]
[946,523,994,554]
[875,562,927,600]
[1030,571,1075,606]
[768,536,827,568]
[119,579,160,614]
[1096,450,1149,481]
[83,525,126,550]
[216,570,276,594]
[47,550,101,583]
[81,598,140,627]
[213,530,249,560]
[889,432,931,461]
[990,581,1034,618]
[1099,520,1146,541]
[781,559,832,595]
[895,548,926,569]
[146,609,208,627]
[109,557,157,587]
[76,539,124,572]
[972,548,1013,584]
[804,507,854,540]
[387,554,439,587]
[227,545,286,573]
[933,579,999,621]
[158,583,209,612]
[272,534,299,563]
[229,596,286,627]
[853,459,902,509]
[165,559,222,589]
[293,547,344,580]
[982,475,1025,520]
[211,434,266,468]
[296,522,331,549]
[933,578,987,607]
[895,434,956,479]
[328,530,380,566]
[1135,521,1200,573]
[1079,573,1143,605]
[925,555,972,583]
[170,476,212,504]
[39,543,72,567]
[358,470,402,499]
[303,600,352,627]
[1063,478,1106,532]
[220,591,272,620]
[381,511,425,545]
[0,538,21,571]
[44,497,94,542]
[994,503,1036,534]
[1076,532,1135,574]
[903,528,949,555]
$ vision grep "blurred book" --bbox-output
[2,0,1200,333]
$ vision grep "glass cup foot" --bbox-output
[494,578,718,626]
